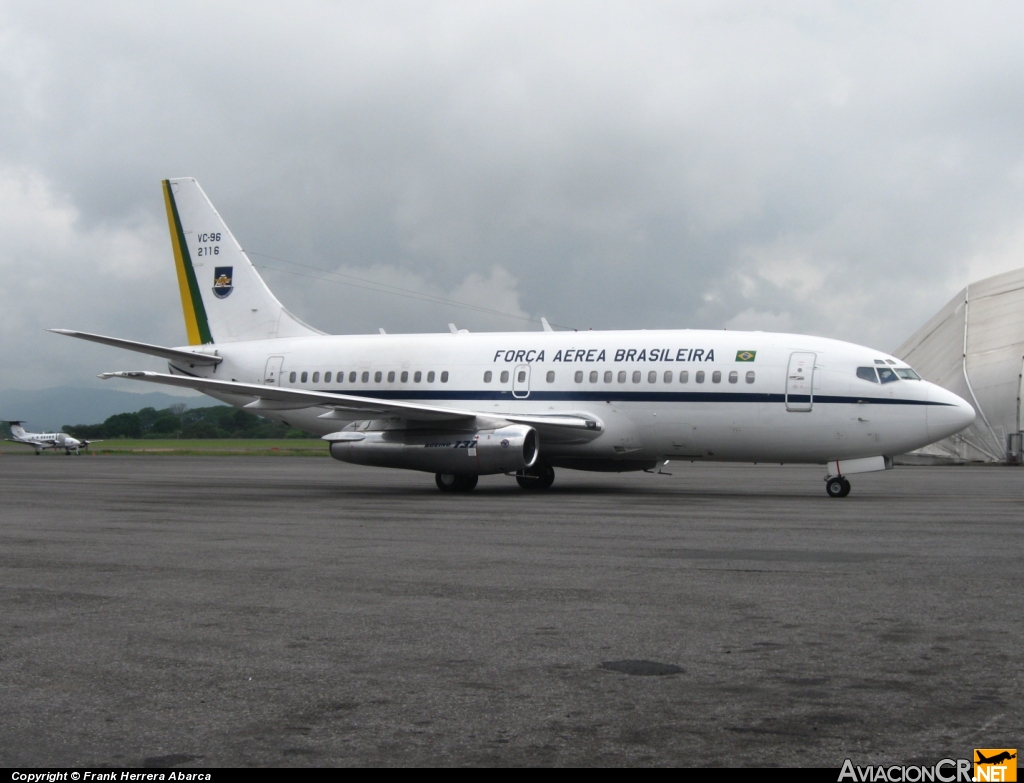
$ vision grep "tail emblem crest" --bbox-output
[212,267,234,299]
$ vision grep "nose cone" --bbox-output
[926,384,976,442]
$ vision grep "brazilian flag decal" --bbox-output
[735,350,756,362]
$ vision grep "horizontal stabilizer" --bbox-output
[49,329,223,366]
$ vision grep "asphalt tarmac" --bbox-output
[0,456,1020,767]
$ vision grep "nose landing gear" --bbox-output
[825,475,851,498]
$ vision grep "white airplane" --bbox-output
[4,422,98,455]
[51,178,975,496]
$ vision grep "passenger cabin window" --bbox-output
[618,371,627,383]
[289,372,296,383]
[877,367,899,384]
[648,371,657,383]
[361,371,369,383]
[680,371,689,383]
[712,371,721,383]
[604,371,613,383]
[696,371,705,383]
[895,368,921,380]
[484,371,492,383]
[546,371,555,382]
[427,371,435,382]
[590,371,598,383]
[575,371,583,383]
[301,371,308,383]
[857,367,879,383]
[745,371,755,384]
[632,371,641,383]
[500,370,509,383]
[374,371,382,383]
[325,372,332,383]
[728,371,738,383]
[440,371,449,383]
[414,371,422,382]
[519,371,527,383]
[350,371,357,383]
[664,371,673,383]
[312,372,320,383]
[401,371,408,382]
[386,371,394,382]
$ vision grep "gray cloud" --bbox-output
[2,1,1024,389]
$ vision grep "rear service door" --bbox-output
[785,352,816,412]
[264,356,285,386]
[513,364,531,399]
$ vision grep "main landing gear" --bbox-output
[435,473,479,493]
[516,464,555,491]
[434,465,557,493]
[825,475,851,498]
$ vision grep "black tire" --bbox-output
[435,473,478,493]
[516,464,555,490]
[825,477,846,498]
[436,472,458,492]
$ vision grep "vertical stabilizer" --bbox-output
[162,178,322,344]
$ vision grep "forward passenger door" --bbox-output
[785,352,816,412]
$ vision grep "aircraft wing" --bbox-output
[102,371,491,424]
[49,329,223,366]
[5,438,52,447]
[99,371,601,431]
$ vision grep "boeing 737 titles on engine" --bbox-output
[50,178,975,496]
[4,422,98,455]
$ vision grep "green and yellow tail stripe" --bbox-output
[162,180,213,345]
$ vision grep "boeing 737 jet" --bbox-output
[51,178,975,495]
[4,422,97,455]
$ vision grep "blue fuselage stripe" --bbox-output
[301,389,948,406]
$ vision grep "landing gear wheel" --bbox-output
[435,473,478,493]
[516,464,555,490]
[825,477,851,498]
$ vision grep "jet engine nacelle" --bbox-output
[327,425,539,475]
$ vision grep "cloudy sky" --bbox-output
[2,1,1023,391]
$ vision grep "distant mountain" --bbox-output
[0,386,225,431]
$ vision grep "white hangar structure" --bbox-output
[896,266,1024,463]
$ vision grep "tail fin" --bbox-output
[9,423,27,438]
[162,178,322,344]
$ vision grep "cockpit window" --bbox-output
[877,367,899,384]
[895,368,921,380]
[857,367,879,383]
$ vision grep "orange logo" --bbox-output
[974,749,1017,782]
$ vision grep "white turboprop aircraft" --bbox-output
[51,178,974,496]
[4,422,97,455]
